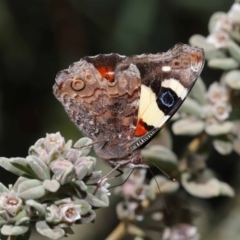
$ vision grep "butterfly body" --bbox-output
[53,43,204,169]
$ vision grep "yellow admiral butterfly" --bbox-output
[53,43,204,170]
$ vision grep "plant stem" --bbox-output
[106,222,126,240]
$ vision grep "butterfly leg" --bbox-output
[93,163,124,194]
[108,168,135,189]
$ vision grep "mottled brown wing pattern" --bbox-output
[54,60,106,140]
[53,54,142,155]
[53,43,204,168]
[84,55,142,142]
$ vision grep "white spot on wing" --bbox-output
[162,66,171,72]
[162,78,188,99]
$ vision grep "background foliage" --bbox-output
[0,0,237,239]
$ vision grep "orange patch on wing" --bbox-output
[135,119,148,137]
[191,52,203,63]
[97,66,115,82]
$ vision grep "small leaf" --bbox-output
[32,138,44,148]
[1,225,29,236]
[43,179,60,192]
[213,139,233,155]
[230,29,240,43]
[47,150,63,165]
[13,226,31,240]
[208,12,226,33]
[0,157,25,176]
[142,145,177,165]
[75,164,88,180]
[0,216,7,227]
[179,98,203,118]
[15,216,30,226]
[205,121,233,136]
[181,172,235,198]
[0,182,9,193]
[225,70,240,90]
[18,179,46,200]
[208,58,239,70]
[84,188,109,208]
[189,77,207,105]
[75,180,88,191]
[85,157,97,175]
[27,155,50,180]
[74,199,92,215]
[36,221,65,240]
[228,40,240,63]
[13,177,29,192]
[64,140,73,150]
[78,209,96,224]
[88,193,109,207]
[10,158,28,167]
[85,171,102,185]
[172,118,205,136]
[182,173,219,198]
[219,182,235,197]
[10,158,36,178]
[74,138,93,156]
[28,146,40,157]
[26,199,46,216]
[51,160,75,185]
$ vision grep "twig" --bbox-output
[106,222,126,240]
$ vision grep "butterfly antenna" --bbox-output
[147,160,176,182]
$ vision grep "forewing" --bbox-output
[53,54,141,143]
[130,43,204,149]
[53,44,204,153]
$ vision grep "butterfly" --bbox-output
[53,43,204,170]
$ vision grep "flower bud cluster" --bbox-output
[172,1,240,156]
[0,132,110,240]
[190,2,240,69]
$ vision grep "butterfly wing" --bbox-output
[53,44,204,166]
[85,54,142,143]
[53,54,142,156]
[128,43,205,150]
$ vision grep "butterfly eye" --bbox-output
[71,79,85,91]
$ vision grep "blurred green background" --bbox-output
[0,0,235,239]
